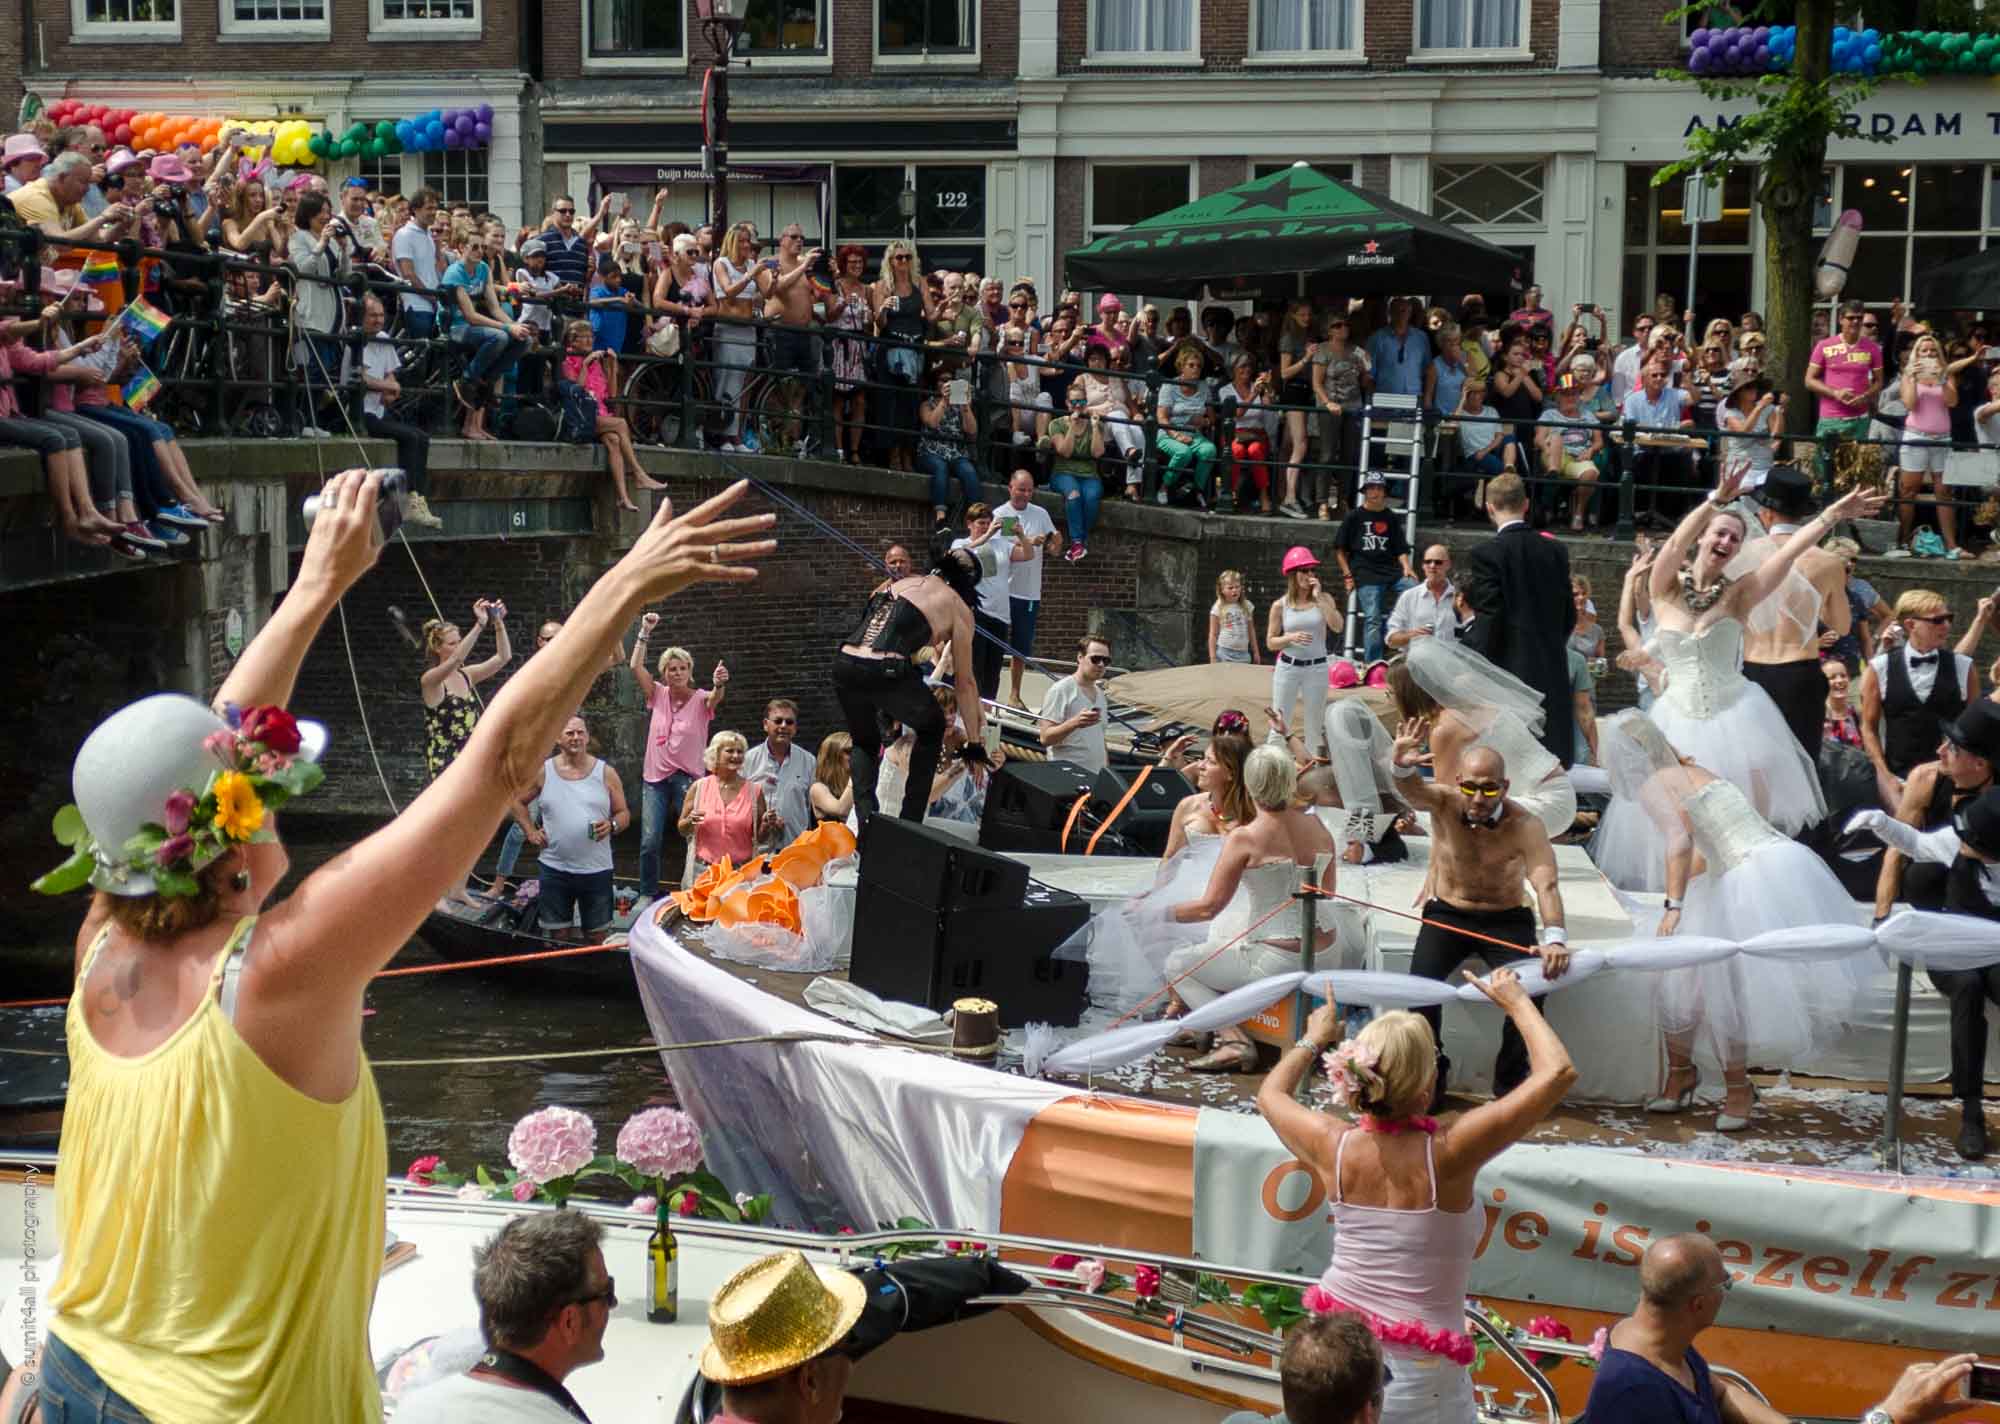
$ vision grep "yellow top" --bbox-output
[50,916,387,1423]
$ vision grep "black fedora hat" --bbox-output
[1956,785,2000,861]
[1944,699,2000,766]
[1750,464,1816,520]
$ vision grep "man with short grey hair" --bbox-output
[10,151,130,245]
[395,1211,612,1422]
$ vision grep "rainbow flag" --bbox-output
[79,251,121,286]
[122,363,161,412]
[118,297,170,349]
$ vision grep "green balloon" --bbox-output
[341,138,360,157]
[375,119,393,137]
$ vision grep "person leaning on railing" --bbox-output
[286,190,353,439]
[344,293,441,529]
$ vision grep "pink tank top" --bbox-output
[1906,380,1950,437]
[1315,1123,1483,1360]
[694,774,758,866]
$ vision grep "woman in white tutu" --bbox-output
[1386,637,1577,840]
[1591,462,1881,892]
[1602,711,1869,1130]
[1163,745,1336,1072]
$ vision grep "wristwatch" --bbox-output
[1662,898,1682,912]
[1294,1038,1329,1055]
[1861,1409,1896,1424]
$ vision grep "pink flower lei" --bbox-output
[1301,1286,1477,1367]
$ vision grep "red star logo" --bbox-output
[1362,240,1380,254]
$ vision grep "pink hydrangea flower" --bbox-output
[631,1194,659,1214]
[615,1107,704,1179]
[1075,1259,1106,1293]
[511,1178,537,1202]
[1133,1264,1160,1299]
[1302,1284,1338,1315]
[405,1154,442,1187]
[1588,1326,1609,1363]
[507,1106,596,1184]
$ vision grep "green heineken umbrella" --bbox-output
[1064,164,1527,300]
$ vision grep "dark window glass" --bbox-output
[880,0,976,53]
[589,0,682,54]
[1914,164,1980,232]
[1844,163,1906,234]
[837,165,908,239]
[916,166,984,238]
[741,0,826,53]
[1090,165,1189,231]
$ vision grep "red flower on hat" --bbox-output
[239,704,301,756]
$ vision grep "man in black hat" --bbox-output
[1740,464,1851,758]
[1874,699,2000,920]
[1851,781,2000,1159]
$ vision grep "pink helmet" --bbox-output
[1280,546,1319,575]
[1328,660,1360,690]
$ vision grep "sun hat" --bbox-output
[36,694,327,899]
[2,133,48,168]
[42,266,105,314]
[1726,365,1771,398]
[148,153,195,185]
[1281,545,1319,574]
[699,1250,867,1385]
[105,147,144,177]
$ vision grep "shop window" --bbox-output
[1914,164,1980,233]
[356,144,403,194]
[742,0,826,55]
[1088,164,1192,238]
[588,0,683,58]
[879,0,975,52]
[221,0,327,33]
[74,0,179,37]
[1432,161,1543,227]
[1090,0,1195,55]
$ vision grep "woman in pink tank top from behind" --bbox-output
[1257,971,1576,1423]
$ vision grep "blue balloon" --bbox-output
[426,119,445,140]
[1834,24,1849,39]
[1863,27,1879,43]
[1865,42,1881,64]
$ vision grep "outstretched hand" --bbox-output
[1391,717,1432,769]
[1826,482,1890,523]
[1465,965,1530,1012]
[1711,457,1751,506]
[620,480,777,603]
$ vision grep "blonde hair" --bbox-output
[1215,569,1248,604]
[1243,744,1298,811]
[655,644,694,676]
[1896,588,1949,621]
[882,238,922,283]
[422,618,459,666]
[1822,535,1860,560]
[1345,1010,1438,1120]
[703,728,748,770]
[720,222,755,267]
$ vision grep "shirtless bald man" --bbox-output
[1390,726,1569,1111]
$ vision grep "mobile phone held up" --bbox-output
[1970,1360,2000,1402]
[302,469,409,544]
[949,378,971,406]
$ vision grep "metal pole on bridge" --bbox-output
[1879,961,1913,1174]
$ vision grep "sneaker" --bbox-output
[107,537,149,561]
[146,520,190,547]
[1192,489,1210,512]
[121,521,167,551]
[1278,500,1309,519]
[1882,545,1914,559]
[404,493,444,530]
[796,434,819,460]
[1155,488,1170,506]
[1065,542,1087,563]
[740,430,761,454]
[719,440,739,453]
[298,425,332,439]
[156,503,208,530]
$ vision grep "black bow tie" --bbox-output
[1910,652,1940,666]
[1464,812,1503,831]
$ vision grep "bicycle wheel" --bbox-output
[623,358,704,447]
[743,371,812,456]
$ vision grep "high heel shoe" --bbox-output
[1715,1079,1759,1132]
[1646,1067,1699,1113]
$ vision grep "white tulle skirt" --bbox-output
[1051,833,1226,1018]
[1665,838,1871,1070]
[1590,793,1667,892]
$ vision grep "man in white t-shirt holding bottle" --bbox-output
[392,186,443,339]
[998,469,1062,709]
[1039,635,1112,774]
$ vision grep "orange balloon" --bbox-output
[201,134,219,153]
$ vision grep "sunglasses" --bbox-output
[1914,613,1953,625]
[1009,301,1028,310]
[1422,558,1448,566]
[572,1278,617,1310]
[893,254,912,261]
[1085,654,1111,666]
[1458,781,1504,798]
[768,717,796,726]
[555,207,575,215]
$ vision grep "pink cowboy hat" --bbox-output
[147,153,195,185]
[2,133,48,168]
[1280,546,1319,574]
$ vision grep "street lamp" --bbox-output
[897,182,916,240]
[695,0,743,236]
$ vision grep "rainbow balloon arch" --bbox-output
[1686,23,2000,77]
[36,96,494,167]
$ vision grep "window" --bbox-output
[742,0,827,56]
[587,0,683,61]
[1251,0,1357,55]
[1432,161,1543,227]
[371,0,477,33]
[878,0,976,54]
[1252,160,1354,185]
[73,0,179,39]
[220,0,328,34]
[357,145,403,194]
[423,149,489,207]
[1414,0,1521,53]
[1620,163,1756,337]
[1087,164,1191,239]
[835,162,988,273]
[1089,0,1195,56]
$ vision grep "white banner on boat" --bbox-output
[1192,1115,2000,1350]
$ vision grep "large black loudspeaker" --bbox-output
[851,815,1091,1027]
[979,760,1097,852]
[1087,765,1193,858]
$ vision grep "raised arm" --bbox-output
[1738,483,1885,614]
[1257,1001,1346,1177]
[629,610,660,699]
[466,607,512,684]
[418,608,486,698]
[1387,718,1446,813]
[1435,969,1576,1175]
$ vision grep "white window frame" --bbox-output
[369,0,480,40]
[1431,159,1545,228]
[1084,0,1201,65]
[737,0,834,69]
[581,0,687,72]
[1084,161,1195,244]
[1246,0,1362,64]
[423,147,491,207]
[1408,0,1526,61]
[218,0,330,40]
[873,0,980,69]
[69,0,180,42]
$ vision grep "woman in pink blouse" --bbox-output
[629,613,729,897]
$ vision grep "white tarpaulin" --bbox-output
[1191,1117,2000,1352]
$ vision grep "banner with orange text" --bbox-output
[1191,1111,2000,1349]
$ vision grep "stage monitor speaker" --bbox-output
[859,811,1027,912]
[849,876,1091,1028]
[1087,765,1193,857]
[979,759,1097,852]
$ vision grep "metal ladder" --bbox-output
[1340,393,1426,664]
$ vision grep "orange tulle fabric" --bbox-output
[669,821,856,930]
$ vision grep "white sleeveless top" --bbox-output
[537,756,613,875]
[1279,599,1328,660]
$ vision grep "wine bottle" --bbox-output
[647,1216,679,1324]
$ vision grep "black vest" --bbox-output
[1882,648,1964,778]
[1944,850,2000,921]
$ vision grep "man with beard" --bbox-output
[1389,727,1570,1110]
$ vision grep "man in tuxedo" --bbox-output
[1457,473,1576,765]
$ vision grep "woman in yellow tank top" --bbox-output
[28,469,775,1424]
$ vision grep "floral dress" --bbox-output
[424,689,479,781]
[829,282,872,393]
[919,402,971,462]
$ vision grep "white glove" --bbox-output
[1844,808,1889,841]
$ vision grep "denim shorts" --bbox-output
[1009,596,1041,657]
[539,865,615,932]
[34,1332,154,1423]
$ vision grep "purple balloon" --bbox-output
[473,121,491,144]
[1706,30,1730,52]
[454,114,474,134]
[1752,24,1768,42]
[1690,26,1709,46]
[1689,46,1711,72]
[476,103,494,124]
[444,127,463,149]
[442,108,460,126]
[1754,42,1770,65]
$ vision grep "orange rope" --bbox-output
[1085,764,1153,857]
[0,941,619,1009]
[1058,791,1092,854]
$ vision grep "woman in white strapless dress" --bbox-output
[1602,712,1869,1129]
[1164,745,1337,1072]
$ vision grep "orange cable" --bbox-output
[1085,764,1154,857]
[1058,791,1092,854]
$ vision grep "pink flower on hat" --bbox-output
[615,1106,704,1178]
[163,789,195,836]
[506,1105,596,1184]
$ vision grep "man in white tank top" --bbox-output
[516,715,629,936]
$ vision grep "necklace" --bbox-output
[1678,566,1731,613]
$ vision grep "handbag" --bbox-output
[645,319,681,359]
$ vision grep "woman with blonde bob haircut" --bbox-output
[1257,978,1574,1421]
[680,728,767,872]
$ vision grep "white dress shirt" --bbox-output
[1870,643,1972,705]
[1387,580,1459,646]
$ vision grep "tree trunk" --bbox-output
[1760,0,1835,472]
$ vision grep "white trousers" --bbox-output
[1380,1343,1476,1424]
[1164,939,1301,1011]
[1271,655,1330,755]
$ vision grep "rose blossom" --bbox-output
[240,704,303,755]
[1049,1253,1082,1271]
[155,833,194,867]
[1301,1284,1338,1314]
[163,789,196,836]
[456,1183,488,1201]
[1075,1259,1106,1293]
[405,1154,442,1187]
[631,1194,659,1214]
[507,1105,597,1184]
[512,1178,537,1202]
[615,1106,704,1178]
[1133,1264,1160,1299]
[677,1191,701,1216]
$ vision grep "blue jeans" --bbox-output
[539,865,615,932]
[1050,471,1102,544]
[918,450,980,511]
[401,308,437,340]
[37,1332,154,1422]
[496,819,527,881]
[640,771,696,897]
[455,323,526,385]
[1355,577,1416,664]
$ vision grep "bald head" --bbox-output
[1641,1233,1724,1308]
[1422,545,1450,583]
[1461,746,1506,783]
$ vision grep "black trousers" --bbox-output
[972,612,1009,702]
[832,652,946,825]
[1929,964,2000,1105]
[1410,899,1542,1098]
[1743,658,1826,761]
[362,412,431,497]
